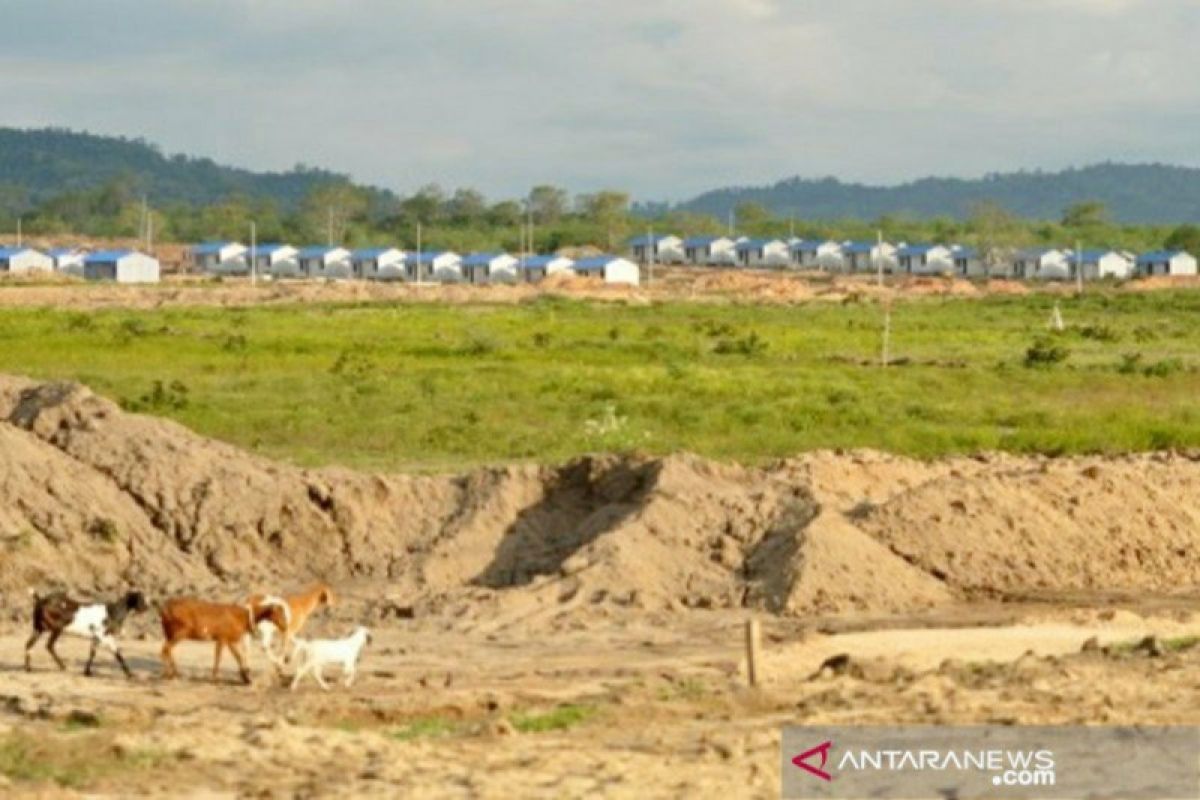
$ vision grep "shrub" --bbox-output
[122,380,189,412]
[1024,337,1069,368]
[714,331,768,356]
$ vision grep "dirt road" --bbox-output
[3,598,1199,798]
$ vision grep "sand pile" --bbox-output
[4,375,1200,621]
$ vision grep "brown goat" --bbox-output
[245,584,336,663]
[159,597,288,685]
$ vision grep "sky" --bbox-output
[1,0,1198,202]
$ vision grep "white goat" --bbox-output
[289,626,372,691]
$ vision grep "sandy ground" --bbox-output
[3,597,1200,798]
[6,376,1200,796]
[1,266,1196,310]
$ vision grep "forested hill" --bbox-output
[677,164,1200,224]
[0,127,390,210]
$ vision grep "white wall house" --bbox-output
[843,241,897,273]
[0,246,53,273]
[735,238,790,268]
[682,236,737,266]
[628,234,683,265]
[405,251,462,282]
[351,247,406,280]
[896,244,955,275]
[191,242,248,274]
[952,247,988,277]
[519,255,575,283]
[47,247,87,275]
[252,244,300,277]
[572,255,640,285]
[461,252,520,284]
[1136,250,1198,277]
[1011,248,1070,280]
[82,250,160,284]
[791,240,845,270]
[1069,250,1134,281]
[297,246,352,279]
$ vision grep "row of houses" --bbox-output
[0,246,160,283]
[191,243,642,285]
[627,234,1200,280]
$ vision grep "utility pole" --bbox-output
[415,221,422,284]
[250,221,258,287]
[139,195,148,249]
[1075,239,1084,295]
[327,207,334,247]
[881,297,892,369]
[875,228,884,287]
[15,216,21,247]
[147,212,154,255]
[647,226,655,286]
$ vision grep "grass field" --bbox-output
[4,291,1200,470]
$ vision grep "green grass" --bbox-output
[0,731,167,788]
[388,717,464,741]
[509,704,596,733]
[4,291,1200,469]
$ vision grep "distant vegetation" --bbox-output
[0,128,1197,256]
[673,164,1200,225]
[3,293,1200,470]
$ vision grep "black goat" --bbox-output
[25,589,149,677]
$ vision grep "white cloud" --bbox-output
[0,0,1197,200]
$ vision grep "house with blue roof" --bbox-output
[297,246,352,279]
[1011,248,1070,280]
[47,247,87,274]
[571,255,640,285]
[734,238,789,268]
[249,244,300,277]
[1068,249,1134,281]
[461,252,519,284]
[843,241,897,273]
[83,250,160,284]
[681,236,736,266]
[1136,250,1197,277]
[0,246,52,274]
[791,240,844,270]
[518,254,575,283]
[350,247,405,280]
[190,241,248,274]
[404,251,462,282]
[896,244,955,275]
[628,234,683,265]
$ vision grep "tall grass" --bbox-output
[2,291,1200,470]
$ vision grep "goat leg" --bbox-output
[212,641,224,681]
[314,666,330,691]
[23,631,41,672]
[84,640,98,677]
[161,641,178,679]
[46,630,66,671]
[229,641,251,686]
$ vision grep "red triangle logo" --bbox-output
[792,740,833,782]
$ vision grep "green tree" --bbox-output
[447,188,487,225]
[578,190,630,250]
[488,200,523,228]
[1061,200,1110,229]
[1164,224,1200,255]
[299,182,370,244]
[734,201,772,232]
[400,183,447,226]
[528,185,568,224]
[969,201,1020,277]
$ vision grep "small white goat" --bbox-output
[289,626,372,691]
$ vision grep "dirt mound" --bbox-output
[5,375,1200,623]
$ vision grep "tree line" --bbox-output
[5,176,1199,257]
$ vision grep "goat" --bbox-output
[289,626,372,691]
[159,596,289,685]
[245,584,335,665]
[24,589,149,678]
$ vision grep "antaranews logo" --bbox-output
[791,740,833,782]
[790,739,1056,788]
